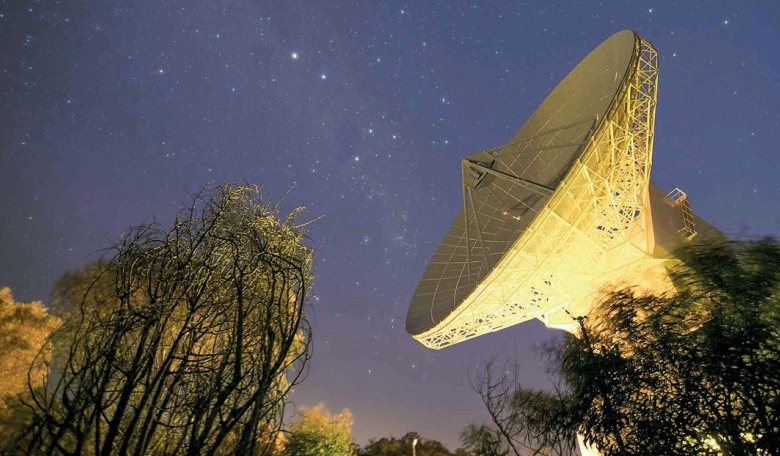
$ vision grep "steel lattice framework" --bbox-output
[412,36,660,349]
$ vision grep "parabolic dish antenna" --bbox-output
[407,30,719,349]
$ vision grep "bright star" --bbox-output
[291,52,298,59]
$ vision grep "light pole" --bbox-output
[412,438,418,456]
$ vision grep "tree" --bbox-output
[458,424,509,456]
[469,357,577,456]
[568,238,780,455]
[0,288,60,442]
[475,238,780,456]
[13,184,314,456]
[281,404,355,456]
[358,431,457,456]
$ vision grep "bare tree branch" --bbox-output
[13,184,315,456]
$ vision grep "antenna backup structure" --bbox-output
[406,30,719,350]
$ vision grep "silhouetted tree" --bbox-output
[474,238,780,456]
[12,184,314,456]
[566,238,780,455]
[469,356,577,456]
[458,424,508,456]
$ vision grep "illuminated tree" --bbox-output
[14,184,314,456]
[0,288,60,442]
[281,404,355,456]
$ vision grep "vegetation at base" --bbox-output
[281,404,355,456]
[0,288,61,444]
[8,183,776,456]
[0,182,484,456]
[359,431,468,456]
[471,238,780,455]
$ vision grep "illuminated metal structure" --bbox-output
[406,30,718,349]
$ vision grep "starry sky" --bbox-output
[2,0,780,450]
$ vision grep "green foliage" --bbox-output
[9,184,314,456]
[458,424,507,456]
[281,404,355,456]
[563,239,780,455]
[473,238,780,456]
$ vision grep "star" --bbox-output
[4,2,777,450]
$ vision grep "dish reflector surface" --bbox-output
[407,30,660,347]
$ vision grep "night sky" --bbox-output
[3,0,780,450]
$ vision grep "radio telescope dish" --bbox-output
[406,30,719,349]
